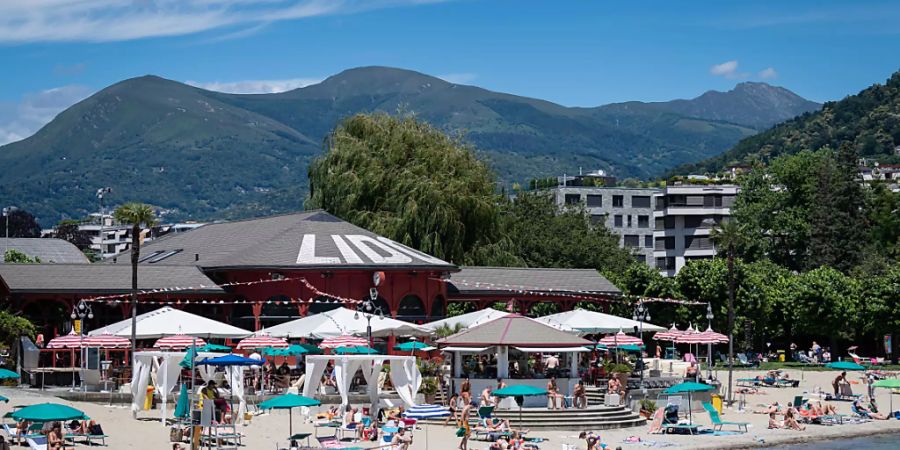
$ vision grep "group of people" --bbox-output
[754,401,806,431]
[12,419,103,450]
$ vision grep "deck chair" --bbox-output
[25,436,47,450]
[702,402,748,433]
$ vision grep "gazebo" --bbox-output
[437,314,592,407]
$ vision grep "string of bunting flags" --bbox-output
[433,277,705,306]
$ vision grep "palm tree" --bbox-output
[113,202,157,404]
[711,219,742,405]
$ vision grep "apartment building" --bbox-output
[652,183,738,276]
[78,214,134,259]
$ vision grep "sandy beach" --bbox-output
[2,369,899,449]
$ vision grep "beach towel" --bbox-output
[648,407,664,434]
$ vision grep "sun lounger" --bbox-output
[736,378,759,388]
[661,423,698,435]
[702,402,748,433]
[26,436,47,450]
[65,432,109,446]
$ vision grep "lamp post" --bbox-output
[632,300,650,389]
[355,288,384,348]
[96,188,111,258]
[3,206,18,259]
[706,302,714,380]
[71,299,94,392]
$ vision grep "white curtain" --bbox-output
[226,366,247,425]
[130,355,154,414]
[390,358,420,407]
[156,355,183,424]
[333,358,364,408]
[362,358,385,420]
[302,358,327,416]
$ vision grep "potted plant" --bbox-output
[638,399,657,418]
[420,376,439,404]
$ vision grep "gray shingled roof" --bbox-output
[108,210,456,271]
[0,264,223,294]
[0,238,89,264]
[437,315,592,347]
[447,267,621,295]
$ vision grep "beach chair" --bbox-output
[25,436,47,450]
[702,402,748,433]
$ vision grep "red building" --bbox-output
[0,211,621,339]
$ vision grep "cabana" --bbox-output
[537,308,666,334]
[264,307,429,339]
[302,354,421,420]
[88,306,252,339]
[437,314,592,407]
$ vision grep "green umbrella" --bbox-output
[179,347,198,369]
[174,384,190,419]
[393,341,433,352]
[663,382,715,424]
[334,346,378,355]
[0,369,19,380]
[873,379,900,412]
[617,344,645,352]
[493,385,549,428]
[296,343,323,355]
[0,395,8,403]
[11,403,89,422]
[259,394,321,436]
[262,344,309,357]
[199,343,232,352]
[825,361,866,371]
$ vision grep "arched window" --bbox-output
[431,295,446,319]
[309,296,342,315]
[397,295,425,321]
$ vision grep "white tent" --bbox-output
[264,307,429,339]
[536,308,666,334]
[88,306,252,339]
[423,308,511,332]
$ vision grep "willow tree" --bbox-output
[308,113,505,264]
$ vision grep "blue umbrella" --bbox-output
[196,354,265,366]
[403,404,450,448]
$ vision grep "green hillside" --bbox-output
[0,67,819,225]
[677,71,900,174]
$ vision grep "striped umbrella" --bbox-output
[652,324,687,342]
[676,327,729,344]
[403,404,450,448]
[598,331,643,347]
[83,331,130,348]
[236,332,288,350]
[47,330,84,349]
[320,335,367,349]
[154,333,206,350]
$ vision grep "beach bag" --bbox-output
[89,423,104,436]
[170,426,184,442]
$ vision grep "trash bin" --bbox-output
[145,386,155,410]
[777,350,785,362]
[711,394,723,414]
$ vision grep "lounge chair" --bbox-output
[26,436,47,450]
[661,423,698,435]
[702,402,748,433]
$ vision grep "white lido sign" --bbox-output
[296,234,448,265]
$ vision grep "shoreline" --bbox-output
[711,425,899,449]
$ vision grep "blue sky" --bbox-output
[1,0,899,144]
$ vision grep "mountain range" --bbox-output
[0,66,820,226]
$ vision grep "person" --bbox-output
[853,398,888,420]
[460,377,472,404]
[480,386,494,407]
[573,379,588,409]
[655,345,661,359]
[343,405,362,440]
[458,401,475,450]
[866,372,877,399]
[545,354,560,377]
[767,411,782,429]
[47,422,65,450]
[753,401,779,415]
[784,402,805,430]
[391,425,412,450]
[685,362,699,379]
[200,380,230,422]
[445,393,460,426]
[547,376,564,410]
[832,371,846,397]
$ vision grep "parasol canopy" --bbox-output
[320,335,368,349]
[236,333,288,350]
[154,333,206,350]
[825,361,865,371]
[46,330,83,349]
[82,331,130,348]
[598,330,643,347]
[675,327,729,344]
[11,403,89,422]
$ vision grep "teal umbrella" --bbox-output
[825,361,865,371]
[259,394,321,436]
[334,346,378,355]
[11,403,89,422]
[199,343,232,352]
[179,347,198,369]
[296,343,323,355]
[174,384,190,419]
[263,344,309,357]
[618,344,645,352]
[663,382,715,423]
[0,395,8,403]
[393,341,434,353]
[493,385,549,427]
[0,369,19,380]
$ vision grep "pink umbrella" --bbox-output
[83,331,130,349]
[652,324,686,342]
[154,333,206,350]
[675,327,729,344]
[598,330,644,347]
[320,335,367,349]
[236,332,288,350]
[47,330,84,349]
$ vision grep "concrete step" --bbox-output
[419,405,646,431]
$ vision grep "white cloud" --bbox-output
[710,60,738,77]
[186,77,322,94]
[759,67,778,80]
[0,0,450,43]
[437,73,477,84]
[0,85,93,145]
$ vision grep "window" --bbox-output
[655,217,665,230]
[627,215,633,227]
[564,194,581,205]
[624,235,640,247]
[655,237,675,250]
[656,257,676,270]
[685,236,713,250]
[644,235,653,248]
[656,257,667,270]
[632,196,651,208]
[612,195,624,207]
[722,195,736,208]
[637,215,649,228]
[137,250,164,263]
[664,217,676,229]
[147,249,183,263]
[684,216,704,228]
[590,214,607,225]
[586,195,602,207]
[614,215,623,227]
[636,255,646,263]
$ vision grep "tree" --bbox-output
[3,249,41,263]
[787,267,861,352]
[866,182,900,259]
[0,209,41,238]
[113,202,157,405]
[711,219,743,404]
[53,220,93,250]
[0,310,36,368]
[808,144,866,272]
[307,113,505,265]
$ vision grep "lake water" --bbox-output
[765,434,900,449]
